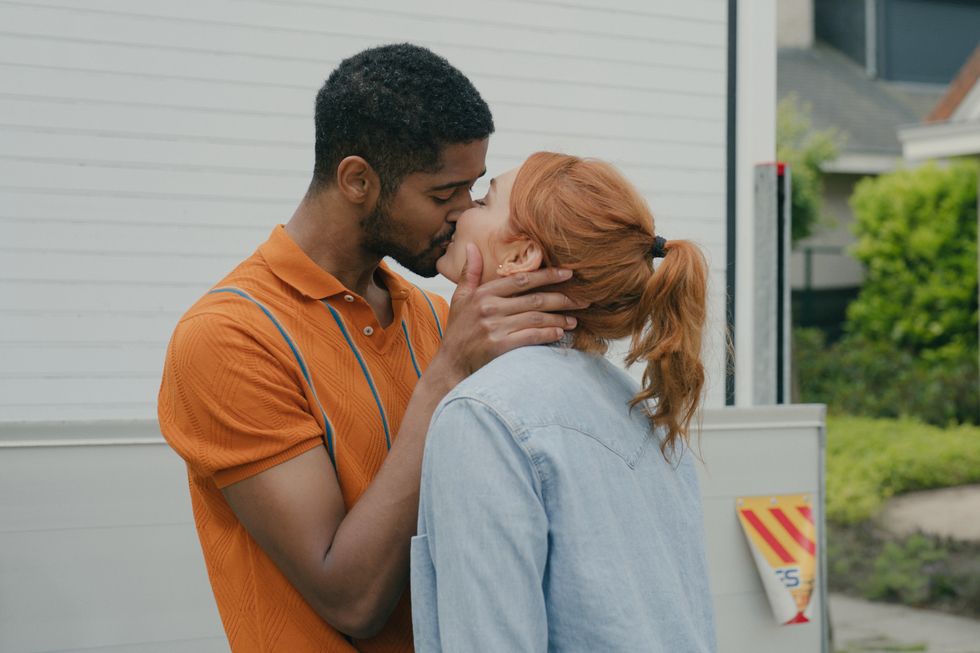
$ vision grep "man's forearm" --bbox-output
[307,256,576,636]
[313,357,458,637]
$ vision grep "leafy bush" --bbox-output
[796,328,979,426]
[847,159,978,355]
[864,535,947,605]
[798,161,980,425]
[829,522,980,617]
[825,416,980,525]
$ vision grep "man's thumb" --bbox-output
[459,243,483,291]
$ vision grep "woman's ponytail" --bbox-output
[626,239,708,458]
[509,152,709,459]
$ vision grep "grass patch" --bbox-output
[835,639,927,653]
[826,416,980,525]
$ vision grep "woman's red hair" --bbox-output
[510,152,708,457]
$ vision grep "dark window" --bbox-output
[815,0,867,67]
[881,0,980,83]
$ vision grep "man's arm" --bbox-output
[221,245,580,638]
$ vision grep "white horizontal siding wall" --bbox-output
[1,0,729,422]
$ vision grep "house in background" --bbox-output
[902,45,980,162]
[777,0,980,338]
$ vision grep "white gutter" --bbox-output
[900,120,980,161]
[821,152,901,174]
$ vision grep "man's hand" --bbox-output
[432,244,584,386]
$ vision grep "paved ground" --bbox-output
[831,593,980,653]
[881,484,980,541]
[829,484,980,652]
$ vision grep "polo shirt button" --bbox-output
[344,294,355,302]
[363,326,374,336]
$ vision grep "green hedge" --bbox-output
[827,416,980,525]
[848,159,978,354]
[796,328,979,426]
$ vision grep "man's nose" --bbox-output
[449,193,476,220]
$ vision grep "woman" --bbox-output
[411,152,716,652]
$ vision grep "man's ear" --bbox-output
[499,238,544,276]
[336,156,380,206]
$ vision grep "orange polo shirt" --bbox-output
[158,225,448,652]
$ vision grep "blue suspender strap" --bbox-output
[401,320,423,379]
[212,285,440,459]
[208,287,337,467]
[412,284,444,339]
[321,301,393,450]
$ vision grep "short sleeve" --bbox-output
[158,313,324,488]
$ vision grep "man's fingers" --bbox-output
[476,292,588,320]
[440,258,584,377]
[481,266,573,297]
[498,327,569,352]
[489,291,587,317]
[497,311,578,334]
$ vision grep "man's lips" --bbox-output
[436,230,456,248]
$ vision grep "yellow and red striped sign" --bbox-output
[737,494,817,625]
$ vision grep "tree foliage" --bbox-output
[846,159,978,358]
[776,94,842,243]
[797,159,980,426]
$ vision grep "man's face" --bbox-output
[361,139,489,277]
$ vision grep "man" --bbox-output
[158,44,579,652]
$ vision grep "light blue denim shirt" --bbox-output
[411,344,716,652]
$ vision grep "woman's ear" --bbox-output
[498,238,544,276]
[336,156,380,206]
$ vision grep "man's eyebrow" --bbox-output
[428,169,487,192]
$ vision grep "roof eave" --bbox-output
[900,120,980,161]
[820,152,902,175]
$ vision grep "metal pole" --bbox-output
[804,247,813,327]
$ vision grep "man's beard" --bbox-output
[361,200,449,278]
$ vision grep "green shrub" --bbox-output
[798,160,980,425]
[826,416,980,525]
[847,159,978,354]
[829,521,980,618]
[864,535,947,605]
[796,328,979,426]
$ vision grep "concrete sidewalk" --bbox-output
[831,593,980,653]
[882,484,980,541]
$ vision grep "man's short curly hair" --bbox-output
[311,43,494,196]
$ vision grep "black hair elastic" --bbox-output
[651,235,668,259]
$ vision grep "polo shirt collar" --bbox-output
[260,225,411,301]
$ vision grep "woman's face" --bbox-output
[436,167,522,284]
